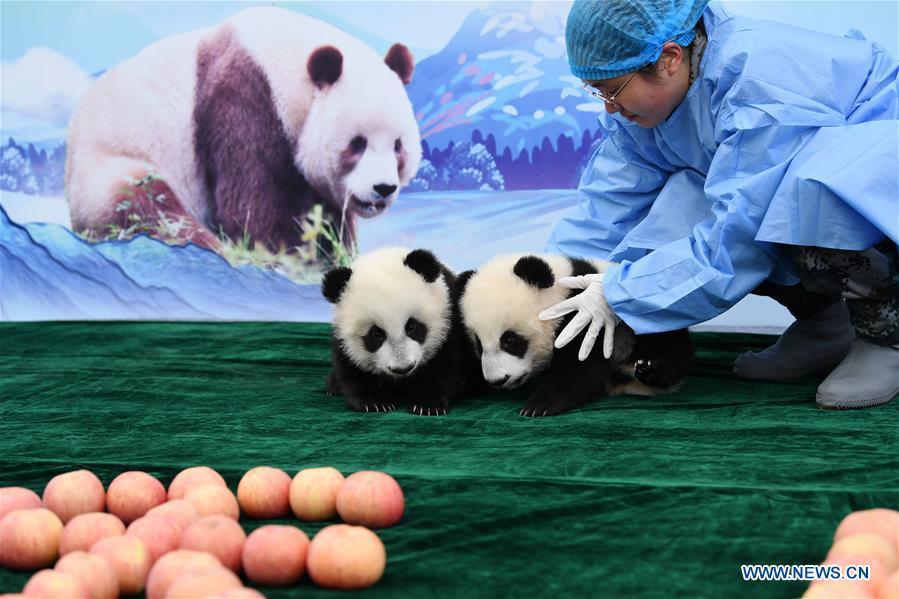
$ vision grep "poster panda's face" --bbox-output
[460,255,572,389]
[323,248,450,378]
[300,45,421,221]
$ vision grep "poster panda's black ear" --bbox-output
[404,249,440,283]
[321,267,352,303]
[384,43,414,85]
[308,46,343,89]
[513,256,554,289]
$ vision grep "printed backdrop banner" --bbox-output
[1,1,895,323]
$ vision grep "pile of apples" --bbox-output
[803,508,899,598]
[0,465,405,597]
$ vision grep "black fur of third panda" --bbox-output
[457,253,693,417]
[322,247,482,415]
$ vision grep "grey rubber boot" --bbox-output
[816,340,899,409]
[733,301,855,381]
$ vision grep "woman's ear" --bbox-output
[658,42,685,77]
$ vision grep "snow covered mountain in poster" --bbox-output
[408,3,599,155]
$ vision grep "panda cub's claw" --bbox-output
[409,401,450,416]
[634,358,654,383]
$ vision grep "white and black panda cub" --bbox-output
[321,247,482,415]
[457,254,694,417]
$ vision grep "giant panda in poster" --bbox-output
[66,6,421,259]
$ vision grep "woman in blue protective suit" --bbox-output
[541,0,898,409]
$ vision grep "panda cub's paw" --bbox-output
[634,358,681,389]
[325,370,342,396]
[346,396,397,413]
[408,397,451,416]
[519,396,580,418]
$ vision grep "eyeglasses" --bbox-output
[582,71,638,105]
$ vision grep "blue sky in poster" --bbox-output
[1,1,896,141]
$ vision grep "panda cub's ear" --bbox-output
[453,270,476,303]
[321,267,352,303]
[513,256,554,289]
[308,46,343,89]
[403,249,441,283]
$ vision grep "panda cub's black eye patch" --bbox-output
[394,138,402,152]
[404,317,427,343]
[362,325,386,352]
[500,330,528,357]
[350,136,367,154]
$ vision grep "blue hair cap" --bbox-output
[566,0,710,80]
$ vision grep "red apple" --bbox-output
[289,467,345,521]
[106,471,166,524]
[179,515,246,572]
[164,566,243,598]
[126,516,182,563]
[54,551,118,599]
[89,535,151,595]
[59,512,125,555]
[306,524,386,590]
[22,569,88,598]
[184,485,240,520]
[145,499,199,532]
[0,487,42,521]
[336,471,404,529]
[41,470,105,524]
[0,507,64,570]
[167,467,227,501]
[241,524,308,586]
[145,549,222,599]
[237,466,291,519]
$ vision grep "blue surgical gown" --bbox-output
[547,3,899,334]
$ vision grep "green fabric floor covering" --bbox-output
[1,322,897,598]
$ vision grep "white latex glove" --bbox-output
[537,273,620,361]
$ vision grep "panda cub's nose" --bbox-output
[373,184,397,198]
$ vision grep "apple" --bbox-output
[106,471,166,524]
[184,485,240,520]
[145,549,222,599]
[289,467,345,521]
[167,467,227,501]
[237,467,291,519]
[54,551,118,599]
[145,499,200,532]
[41,470,105,524]
[126,516,182,563]
[306,524,386,590]
[22,569,88,598]
[59,512,125,555]
[241,524,308,586]
[0,487,42,521]
[335,471,404,529]
[0,507,64,570]
[164,566,243,598]
[89,535,151,595]
[179,515,246,572]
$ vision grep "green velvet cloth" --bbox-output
[1,322,896,598]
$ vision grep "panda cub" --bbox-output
[322,247,480,415]
[458,254,693,417]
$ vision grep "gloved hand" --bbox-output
[538,273,620,361]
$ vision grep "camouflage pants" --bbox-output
[757,240,899,346]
